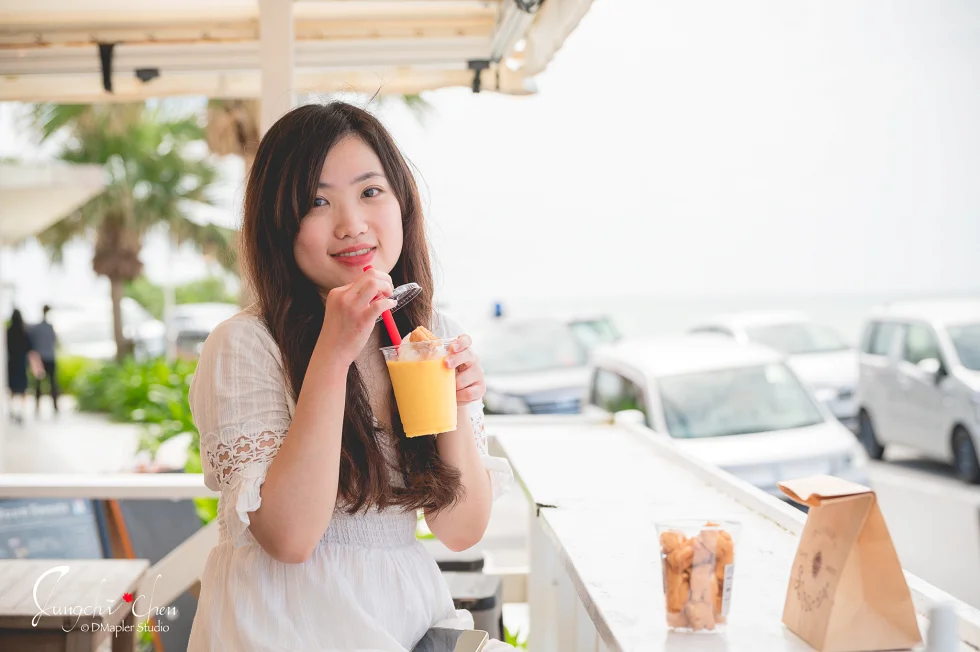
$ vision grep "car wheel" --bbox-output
[952,427,980,484]
[858,410,885,460]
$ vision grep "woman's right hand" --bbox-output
[318,268,397,366]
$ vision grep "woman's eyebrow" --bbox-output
[318,171,385,189]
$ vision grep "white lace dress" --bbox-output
[186,309,515,651]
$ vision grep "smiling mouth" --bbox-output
[332,247,376,258]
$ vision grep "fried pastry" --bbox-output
[664,563,691,612]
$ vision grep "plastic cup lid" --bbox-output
[376,282,422,323]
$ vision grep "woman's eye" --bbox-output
[363,187,382,198]
[313,197,328,207]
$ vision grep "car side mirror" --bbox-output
[917,358,944,383]
[613,409,647,427]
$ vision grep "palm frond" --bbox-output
[31,103,89,142]
[167,214,239,274]
[372,93,436,125]
[34,203,95,264]
[400,94,436,123]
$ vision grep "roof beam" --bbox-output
[0,17,497,49]
[0,38,494,75]
[259,0,294,133]
[521,0,595,76]
[0,65,535,103]
[0,1,495,27]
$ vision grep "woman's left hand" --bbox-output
[444,335,485,405]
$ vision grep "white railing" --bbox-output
[490,415,980,652]
[0,472,215,499]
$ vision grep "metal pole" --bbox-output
[163,231,176,362]
[258,0,295,135]
[0,244,7,456]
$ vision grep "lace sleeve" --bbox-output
[190,316,292,547]
[432,312,515,502]
[466,399,514,501]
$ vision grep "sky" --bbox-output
[2,0,980,324]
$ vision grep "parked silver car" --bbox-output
[689,311,859,430]
[857,299,980,483]
[587,336,869,500]
[171,302,240,358]
[474,316,619,415]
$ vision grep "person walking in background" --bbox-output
[30,305,59,416]
[6,309,34,425]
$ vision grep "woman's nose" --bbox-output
[333,204,369,240]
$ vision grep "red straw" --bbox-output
[363,265,402,346]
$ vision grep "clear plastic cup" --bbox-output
[381,338,457,438]
[655,519,741,633]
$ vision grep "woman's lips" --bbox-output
[331,247,376,267]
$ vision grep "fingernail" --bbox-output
[445,357,453,368]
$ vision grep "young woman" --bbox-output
[6,309,34,425]
[187,102,515,651]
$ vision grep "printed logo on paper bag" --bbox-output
[793,526,839,614]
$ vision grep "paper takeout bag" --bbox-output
[778,475,922,652]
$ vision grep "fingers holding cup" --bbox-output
[444,341,486,405]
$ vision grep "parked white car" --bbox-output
[689,311,859,430]
[857,299,980,483]
[170,302,241,358]
[49,297,166,361]
[586,336,869,499]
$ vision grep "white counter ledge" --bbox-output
[488,416,980,652]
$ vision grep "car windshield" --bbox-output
[658,363,824,439]
[947,323,980,371]
[745,322,849,355]
[478,321,588,375]
[172,304,239,331]
[568,318,620,351]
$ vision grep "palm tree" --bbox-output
[32,103,237,361]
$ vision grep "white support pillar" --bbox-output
[259,0,296,135]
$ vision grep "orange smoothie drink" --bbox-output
[381,327,457,437]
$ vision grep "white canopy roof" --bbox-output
[0,161,105,245]
[0,0,595,103]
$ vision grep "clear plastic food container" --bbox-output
[656,519,741,632]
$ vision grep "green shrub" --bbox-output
[55,355,103,396]
[72,357,216,525]
[75,357,195,426]
[503,624,529,649]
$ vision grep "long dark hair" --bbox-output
[7,309,28,351]
[240,102,462,515]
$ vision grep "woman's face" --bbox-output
[294,135,404,292]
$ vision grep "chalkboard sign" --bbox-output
[116,492,203,652]
[0,498,106,559]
